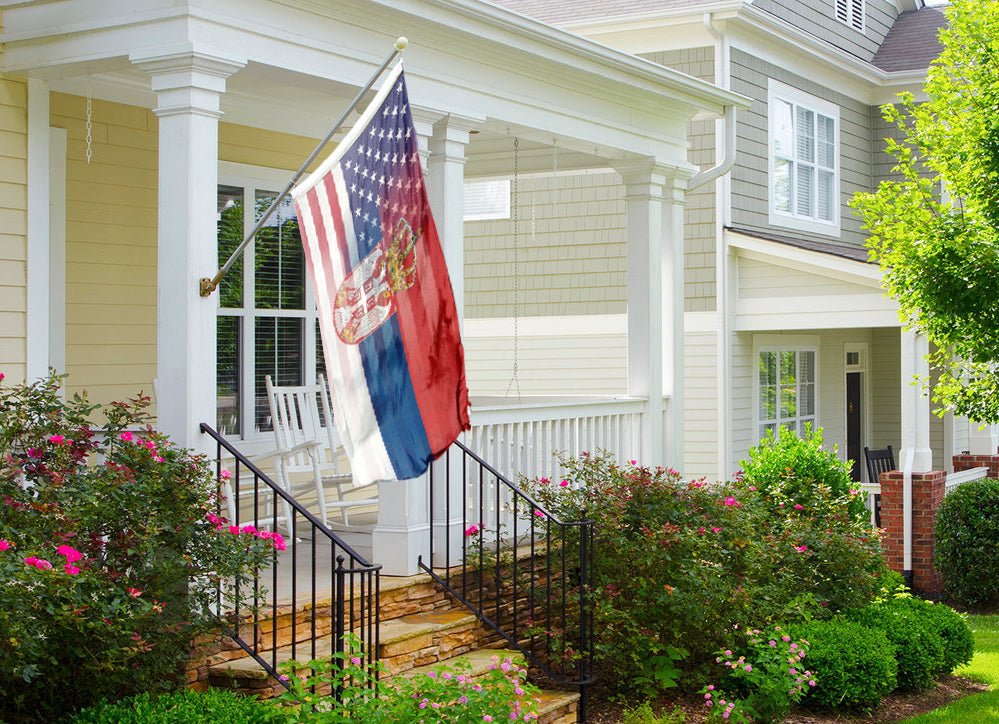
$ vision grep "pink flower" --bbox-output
[57,545,83,563]
[228,525,240,535]
[794,503,804,510]
[724,496,738,507]
[240,525,257,535]
[483,717,493,723]
[23,556,38,566]
[256,530,273,540]
[127,587,143,598]
[64,564,81,575]
[48,435,65,445]
[0,372,5,381]
[119,431,134,442]
[559,479,570,487]
[711,526,723,534]
[745,664,752,672]
[464,523,480,537]
[153,456,165,463]
[538,477,550,485]
[28,557,52,570]
[748,485,757,491]
[220,469,232,480]
[351,656,361,666]
[629,459,637,465]
[794,544,808,552]
[0,540,11,551]
[534,509,544,518]
[272,534,287,551]
[26,448,42,459]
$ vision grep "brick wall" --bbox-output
[952,453,999,478]
[879,469,946,594]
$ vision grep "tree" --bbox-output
[853,0,999,423]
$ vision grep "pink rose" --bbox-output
[64,564,81,575]
[57,545,83,563]
[0,540,11,551]
[464,523,480,537]
[48,435,65,445]
[559,479,570,487]
[127,587,143,598]
[119,431,134,442]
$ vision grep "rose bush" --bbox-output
[0,374,277,722]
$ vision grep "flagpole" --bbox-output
[200,36,409,297]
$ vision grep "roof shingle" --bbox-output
[872,6,947,72]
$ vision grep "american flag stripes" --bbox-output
[292,63,469,488]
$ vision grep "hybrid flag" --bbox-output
[292,63,470,488]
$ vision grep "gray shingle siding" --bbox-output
[730,47,872,251]
[751,0,897,62]
[642,47,718,313]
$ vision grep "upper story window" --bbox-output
[768,80,840,236]
[835,0,865,33]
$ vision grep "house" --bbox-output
[0,0,744,575]
[476,0,999,485]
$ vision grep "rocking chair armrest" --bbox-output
[323,498,378,508]
[276,440,324,459]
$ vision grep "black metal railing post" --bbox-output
[199,423,381,696]
[419,439,595,704]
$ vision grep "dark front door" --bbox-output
[847,372,862,481]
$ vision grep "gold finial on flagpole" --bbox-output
[395,37,408,51]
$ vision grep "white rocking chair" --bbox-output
[265,374,377,529]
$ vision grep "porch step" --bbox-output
[207,608,484,693]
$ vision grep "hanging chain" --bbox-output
[504,137,522,403]
[85,80,93,164]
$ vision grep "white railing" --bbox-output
[860,482,881,528]
[467,396,646,485]
[946,466,988,495]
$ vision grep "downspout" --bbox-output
[693,12,735,481]
[902,447,914,588]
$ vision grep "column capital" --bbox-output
[131,46,246,119]
[614,158,694,201]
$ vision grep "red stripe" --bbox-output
[392,180,470,456]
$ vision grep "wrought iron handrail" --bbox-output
[200,423,381,692]
[419,439,594,720]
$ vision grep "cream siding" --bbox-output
[684,330,719,480]
[738,257,876,298]
[463,170,627,319]
[731,331,755,468]
[53,92,158,406]
[0,77,26,383]
[463,318,627,396]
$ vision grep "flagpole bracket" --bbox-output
[199,277,217,297]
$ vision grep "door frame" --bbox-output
[844,342,871,481]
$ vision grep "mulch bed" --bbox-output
[585,675,989,723]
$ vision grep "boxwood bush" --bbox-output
[73,690,281,723]
[790,619,897,711]
[848,597,948,691]
[908,599,974,675]
[935,478,999,606]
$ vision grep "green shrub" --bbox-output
[791,619,896,711]
[935,478,999,606]
[0,375,276,722]
[73,690,281,723]
[907,599,974,675]
[740,425,869,522]
[519,439,885,695]
[848,598,947,691]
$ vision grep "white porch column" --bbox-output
[427,114,481,567]
[618,161,689,469]
[132,50,245,450]
[969,422,999,455]
[899,328,932,583]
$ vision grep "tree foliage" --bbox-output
[852,0,999,422]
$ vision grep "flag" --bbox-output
[292,63,470,488]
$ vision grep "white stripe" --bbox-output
[304,167,393,486]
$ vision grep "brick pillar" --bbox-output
[952,453,999,478]
[879,469,946,594]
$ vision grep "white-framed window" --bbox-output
[464,179,510,221]
[768,80,840,236]
[216,163,324,441]
[756,338,818,440]
[835,0,865,33]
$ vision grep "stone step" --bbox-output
[536,689,581,724]
[207,609,484,695]
[395,647,526,680]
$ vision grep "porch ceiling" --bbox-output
[0,0,748,171]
